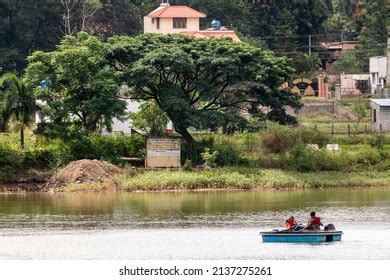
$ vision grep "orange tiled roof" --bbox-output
[147,5,206,18]
[180,31,241,42]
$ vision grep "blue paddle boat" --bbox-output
[261,230,343,243]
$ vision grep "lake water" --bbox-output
[0,188,389,260]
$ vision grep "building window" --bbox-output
[173,18,187,29]
[373,109,377,123]
[156,18,160,29]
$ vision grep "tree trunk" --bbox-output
[20,127,25,150]
[176,127,196,147]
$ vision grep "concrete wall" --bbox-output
[369,56,388,94]
[286,101,335,116]
[144,17,200,34]
[103,100,141,135]
[370,102,390,132]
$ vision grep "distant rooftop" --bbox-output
[147,4,206,18]
[370,99,390,106]
[180,30,241,42]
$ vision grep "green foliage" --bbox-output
[0,73,36,148]
[214,141,245,167]
[181,137,214,166]
[182,159,193,171]
[355,0,388,70]
[89,0,142,37]
[120,168,390,191]
[0,145,22,180]
[351,98,369,124]
[261,125,329,154]
[285,144,346,172]
[293,53,322,77]
[323,12,356,34]
[22,145,71,170]
[201,148,219,168]
[66,134,145,165]
[0,0,63,74]
[108,33,300,144]
[1,134,145,180]
[181,135,245,167]
[284,144,385,172]
[333,52,363,74]
[369,134,385,149]
[25,32,127,135]
[129,100,168,136]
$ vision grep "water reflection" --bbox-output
[0,188,389,231]
[0,188,390,260]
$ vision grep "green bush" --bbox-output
[284,144,387,172]
[66,135,145,165]
[181,137,214,166]
[22,145,71,170]
[369,134,385,149]
[201,148,219,168]
[0,145,23,181]
[349,146,382,166]
[261,125,328,154]
[182,136,246,167]
[285,145,347,172]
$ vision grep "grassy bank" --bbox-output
[63,168,390,192]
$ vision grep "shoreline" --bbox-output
[1,168,390,193]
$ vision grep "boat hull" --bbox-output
[261,231,343,243]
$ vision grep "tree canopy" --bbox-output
[1,0,388,75]
[25,32,127,136]
[108,34,301,144]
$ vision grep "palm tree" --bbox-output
[0,73,35,149]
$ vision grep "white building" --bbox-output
[144,1,240,41]
[370,99,390,132]
[369,56,388,94]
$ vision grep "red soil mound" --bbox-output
[52,159,121,187]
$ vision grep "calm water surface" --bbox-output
[0,188,389,260]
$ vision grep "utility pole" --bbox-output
[308,35,312,56]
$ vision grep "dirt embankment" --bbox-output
[48,159,122,189]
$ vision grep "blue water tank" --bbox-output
[211,19,221,29]
[40,80,51,89]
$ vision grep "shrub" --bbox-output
[181,137,214,166]
[261,125,328,154]
[182,159,193,171]
[369,134,385,149]
[0,145,23,181]
[22,144,71,170]
[201,148,219,168]
[214,140,246,166]
[66,135,145,165]
[238,132,260,155]
[349,146,382,166]
[284,144,386,172]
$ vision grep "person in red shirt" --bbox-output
[285,216,298,230]
[304,211,323,230]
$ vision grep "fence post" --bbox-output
[331,123,334,137]
[348,124,351,137]
[380,124,383,133]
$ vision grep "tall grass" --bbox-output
[117,168,390,191]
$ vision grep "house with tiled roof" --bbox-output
[144,1,240,42]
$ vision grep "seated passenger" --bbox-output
[285,216,297,231]
[304,211,323,230]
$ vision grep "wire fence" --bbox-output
[304,123,375,137]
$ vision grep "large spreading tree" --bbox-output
[107,34,301,145]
